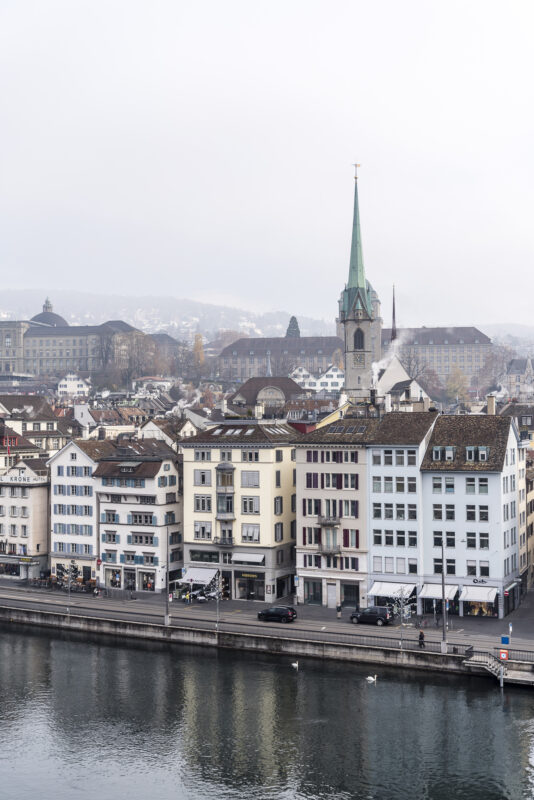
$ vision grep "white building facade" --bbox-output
[0,459,49,579]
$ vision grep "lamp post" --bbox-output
[441,537,447,654]
[164,526,170,626]
[67,558,75,618]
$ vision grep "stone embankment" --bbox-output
[1,604,533,687]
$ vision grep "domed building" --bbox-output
[30,298,69,328]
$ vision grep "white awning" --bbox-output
[177,567,218,585]
[369,581,416,598]
[419,584,459,601]
[459,586,499,603]
[232,552,265,564]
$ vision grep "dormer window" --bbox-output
[445,447,455,462]
[466,447,475,461]
[479,447,488,462]
[432,447,441,461]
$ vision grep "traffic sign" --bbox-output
[499,649,509,661]
[501,635,509,645]
[294,576,299,585]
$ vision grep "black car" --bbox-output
[350,606,391,626]
[257,606,297,623]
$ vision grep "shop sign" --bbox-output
[235,571,261,580]
[473,578,487,584]
[0,475,43,484]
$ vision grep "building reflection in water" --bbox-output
[0,626,533,800]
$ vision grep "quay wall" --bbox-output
[1,604,533,686]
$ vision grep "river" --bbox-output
[0,625,532,800]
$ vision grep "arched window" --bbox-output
[354,329,364,350]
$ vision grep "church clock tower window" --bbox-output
[354,329,364,350]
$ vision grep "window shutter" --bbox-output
[101,513,105,523]
[127,514,132,524]
[302,499,306,517]
[101,533,106,542]
[354,557,359,571]
[116,534,120,544]
[54,485,58,495]
[321,451,325,463]
[317,529,322,544]
[53,523,57,533]
[120,554,125,564]
[127,534,132,544]
[53,504,58,514]
[320,473,324,489]
[343,529,349,548]
[355,529,360,549]
[355,474,359,490]
[153,536,159,547]
[337,474,343,490]
[153,556,159,566]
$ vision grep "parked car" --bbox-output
[350,606,391,626]
[257,606,297,623]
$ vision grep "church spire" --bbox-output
[347,165,366,291]
[391,285,397,342]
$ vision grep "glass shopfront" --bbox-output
[235,570,265,601]
[304,579,322,605]
[463,599,498,617]
[139,571,155,591]
[341,582,359,608]
[124,569,136,590]
[0,561,20,577]
[422,596,460,616]
[105,568,122,588]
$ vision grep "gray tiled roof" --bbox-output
[420,415,511,472]
[381,327,491,346]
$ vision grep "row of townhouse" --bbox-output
[295,412,526,619]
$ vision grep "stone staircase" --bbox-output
[463,651,507,682]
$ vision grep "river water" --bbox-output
[0,625,533,800]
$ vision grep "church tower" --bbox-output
[337,172,382,400]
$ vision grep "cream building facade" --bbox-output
[181,421,298,601]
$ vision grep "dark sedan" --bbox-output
[257,606,297,623]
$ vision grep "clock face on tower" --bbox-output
[353,352,365,366]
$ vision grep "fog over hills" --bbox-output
[0,289,335,341]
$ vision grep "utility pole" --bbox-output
[164,526,170,626]
[441,538,447,654]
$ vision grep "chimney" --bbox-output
[423,397,430,412]
[370,388,377,407]
[487,394,496,416]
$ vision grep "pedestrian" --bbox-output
[419,630,425,649]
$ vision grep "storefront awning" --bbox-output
[459,586,498,603]
[504,581,518,592]
[177,567,218,585]
[419,584,459,601]
[369,581,415,598]
[232,552,265,564]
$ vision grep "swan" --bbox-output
[291,661,299,670]
[366,675,377,683]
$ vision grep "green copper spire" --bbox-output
[340,169,373,318]
[347,171,366,291]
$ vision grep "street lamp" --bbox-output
[67,558,75,618]
[163,526,170,626]
[440,537,447,654]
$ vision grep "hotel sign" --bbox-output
[0,475,44,484]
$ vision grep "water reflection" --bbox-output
[0,625,533,800]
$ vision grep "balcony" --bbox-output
[319,543,342,555]
[215,511,236,522]
[318,516,340,527]
[212,536,235,547]
[215,485,234,494]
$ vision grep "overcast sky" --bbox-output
[1,1,533,328]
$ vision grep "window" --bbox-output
[242,524,260,542]
[466,505,476,521]
[408,558,417,574]
[373,556,382,572]
[384,504,393,520]
[446,559,456,575]
[194,522,212,540]
[433,532,443,548]
[466,477,475,494]
[372,476,381,492]
[194,495,212,512]
[372,450,381,465]
[445,505,455,520]
[195,450,211,462]
[407,450,417,466]
[220,450,232,462]
[70,451,76,460]
[384,477,393,493]
[372,503,381,519]
[384,557,394,573]
[433,558,443,574]
[408,531,417,547]
[274,496,283,515]
[194,470,212,486]
[354,328,364,350]
[242,450,259,462]
[384,530,394,546]
[384,450,393,466]
[373,530,382,545]
[479,506,489,522]
[396,531,405,547]
[395,450,404,466]
[407,478,416,493]
[466,560,476,576]
[242,496,260,514]
[478,478,488,494]
[274,522,283,542]
[241,471,259,488]
[396,477,405,493]
[396,504,405,520]
[275,470,281,488]
[479,561,489,577]
[446,532,455,548]
[433,504,443,520]
[466,532,476,549]
[479,532,489,549]
[445,478,454,494]
[276,450,283,462]
[407,505,417,520]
